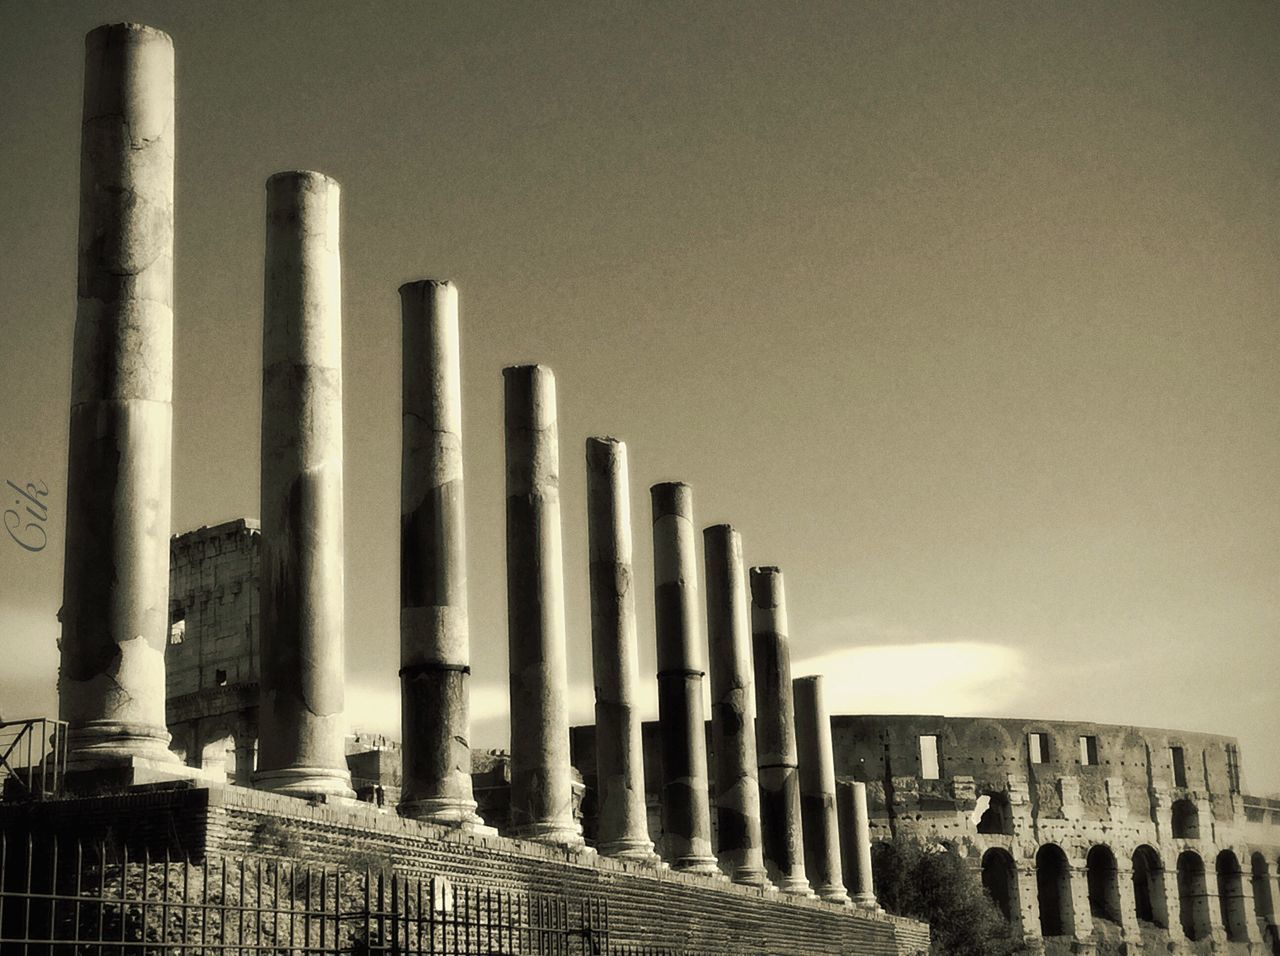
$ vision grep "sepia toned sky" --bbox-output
[2,2,1278,791]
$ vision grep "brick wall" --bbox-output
[2,785,929,955]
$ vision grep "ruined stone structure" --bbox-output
[573,716,1280,954]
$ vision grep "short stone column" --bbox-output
[838,781,879,908]
[58,23,182,773]
[749,566,812,896]
[793,676,849,903]
[650,483,719,874]
[585,437,657,861]
[503,365,584,848]
[398,280,485,828]
[703,524,767,886]
[255,171,354,800]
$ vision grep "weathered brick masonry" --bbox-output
[1,785,929,955]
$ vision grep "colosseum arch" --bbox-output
[1171,798,1200,840]
[1132,845,1168,929]
[981,847,1018,922]
[1177,850,1211,941]
[1252,853,1275,925]
[1216,850,1250,942]
[1036,843,1075,938]
[1086,844,1122,924]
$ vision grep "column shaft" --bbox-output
[59,23,179,770]
[399,280,483,827]
[750,566,812,895]
[651,483,718,873]
[504,365,583,847]
[840,781,878,907]
[586,438,657,861]
[703,524,767,886]
[794,676,849,903]
[256,170,353,799]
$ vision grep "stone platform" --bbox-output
[0,782,930,955]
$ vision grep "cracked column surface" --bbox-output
[651,482,719,874]
[839,781,879,908]
[504,365,584,848]
[586,438,659,861]
[704,525,768,886]
[255,170,353,800]
[398,280,485,828]
[750,566,813,896]
[794,675,850,903]
[58,23,181,771]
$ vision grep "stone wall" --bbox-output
[0,786,930,955]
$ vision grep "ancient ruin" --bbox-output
[4,19,1277,956]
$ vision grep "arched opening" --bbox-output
[1132,845,1168,929]
[1251,853,1275,920]
[982,847,1018,922]
[1087,845,1122,924]
[1177,851,1211,941]
[1036,843,1074,938]
[1217,850,1249,942]
[976,792,1014,835]
[1171,798,1200,840]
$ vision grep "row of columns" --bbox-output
[55,21,878,906]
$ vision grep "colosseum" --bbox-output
[167,520,1280,954]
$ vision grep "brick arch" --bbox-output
[1177,850,1211,941]
[981,847,1018,922]
[1036,843,1074,938]
[1086,844,1122,924]
[1132,844,1168,929]
[1217,849,1250,942]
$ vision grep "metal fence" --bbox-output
[0,719,67,800]
[0,833,615,954]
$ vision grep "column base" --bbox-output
[775,875,816,897]
[729,865,772,888]
[64,720,179,771]
[813,883,851,904]
[852,892,881,911]
[253,766,355,801]
[398,798,497,836]
[597,837,662,864]
[510,819,587,850]
[670,855,724,876]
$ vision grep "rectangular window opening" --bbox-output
[1171,746,1187,788]
[1225,744,1241,794]
[1028,732,1050,764]
[1078,735,1098,766]
[919,735,940,780]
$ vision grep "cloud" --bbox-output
[792,641,1028,716]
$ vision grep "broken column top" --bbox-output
[651,481,692,517]
[749,566,786,609]
[399,278,455,294]
[266,169,340,188]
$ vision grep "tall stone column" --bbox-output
[585,437,658,861]
[793,676,849,903]
[703,524,767,886]
[255,171,353,800]
[504,365,584,848]
[838,781,879,907]
[651,483,719,874]
[398,280,485,828]
[749,566,812,895]
[58,23,181,772]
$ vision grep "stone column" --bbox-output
[398,280,485,828]
[651,483,719,874]
[585,437,658,861]
[504,365,583,848]
[58,23,181,772]
[255,171,353,800]
[703,524,767,886]
[838,781,879,907]
[793,675,849,903]
[750,566,812,895]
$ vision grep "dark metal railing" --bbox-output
[0,832,611,954]
[0,718,67,800]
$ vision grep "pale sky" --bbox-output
[2,2,1278,792]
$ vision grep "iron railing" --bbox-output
[0,832,612,954]
[0,718,67,800]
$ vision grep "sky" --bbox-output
[2,2,1277,792]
